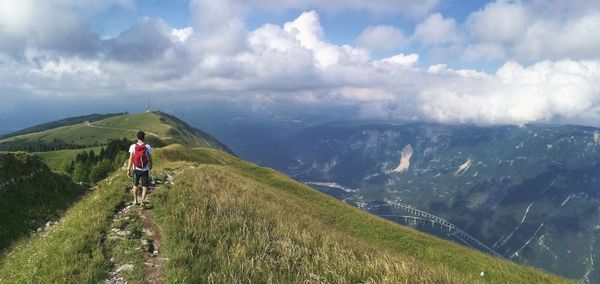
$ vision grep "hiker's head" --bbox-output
[137,131,145,141]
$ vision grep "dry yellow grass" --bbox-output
[154,165,471,283]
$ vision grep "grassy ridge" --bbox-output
[150,145,569,283]
[0,112,228,152]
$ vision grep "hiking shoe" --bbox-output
[141,200,152,209]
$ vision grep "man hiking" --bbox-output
[127,131,152,206]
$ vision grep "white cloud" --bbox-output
[334,87,394,101]
[418,60,600,125]
[413,13,461,46]
[356,25,406,51]
[0,1,32,34]
[189,0,244,33]
[375,53,419,68]
[34,58,102,78]
[466,1,527,44]
[249,24,298,53]
[515,13,600,60]
[171,27,194,43]
[0,0,132,58]
[282,11,348,68]
[461,0,600,61]
[283,12,326,52]
[462,43,505,61]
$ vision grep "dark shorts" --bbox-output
[132,170,149,187]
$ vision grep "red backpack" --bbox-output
[133,143,149,169]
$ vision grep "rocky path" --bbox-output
[105,181,166,284]
[139,208,166,284]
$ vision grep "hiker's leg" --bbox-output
[140,171,149,201]
[140,171,148,202]
[132,170,140,203]
[141,186,148,201]
[132,186,138,202]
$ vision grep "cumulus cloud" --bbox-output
[104,19,175,62]
[171,27,194,43]
[356,25,406,51]
[189,0,244,33]
[375,53,419,68]
[401,0,600,63]
[462,0,600,61]
[418,60,600,125]
[0,0,133,59]
[466,1,526,44]
[413,13,461,46]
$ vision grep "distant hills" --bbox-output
[0,113,126,140]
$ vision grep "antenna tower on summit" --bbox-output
[145,99,152,112]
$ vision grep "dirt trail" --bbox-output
[86,121,213,148]
[85,122,161,139]
[139,206,166,283]
[105,180,166,284]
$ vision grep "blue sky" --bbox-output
[93,0,488,35]
[1,0,600,130]
[91,0,491,68]
[92,0,191,37]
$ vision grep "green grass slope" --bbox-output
[0,113,125,140]
[0,112,229,152]
[34,146,102,172]
[0,152,87,252]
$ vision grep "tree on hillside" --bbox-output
[67,138,131,183]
